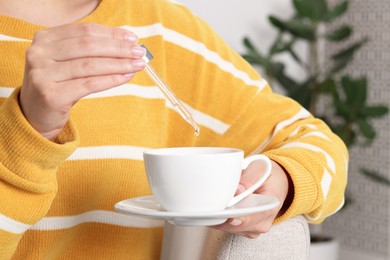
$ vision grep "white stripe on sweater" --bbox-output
[83,83,165,100]
[30,210,164,230]
[0,34,30,42]
[288,124,317,137]
[280,141,336,174]
[287,124,333,143]
[0,87,14,98]
[122,23,269,91]
[67,146,148,161]
[167,102,230,134]
[0,213,31,234]
[1,23,267,91]
[84,84,230,134]
[167,0,184,5]
[249,108,311,155]
[1,84,231,135]
[305,198,345,222]
[301,131,331,141]
[0,210,163,234]
[321,168,332,200]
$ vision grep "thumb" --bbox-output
[239,160,270,192]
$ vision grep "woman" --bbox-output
[0,0,347,258]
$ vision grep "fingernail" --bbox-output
[230,219,243,226]
[131,59,146,69]
[124,34,138,43]
[131,45,146,57]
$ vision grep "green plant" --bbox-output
[241,0,389,193]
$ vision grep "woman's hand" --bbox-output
[213,160,293,239]
[20,23,146,140]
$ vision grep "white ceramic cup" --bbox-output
[143,147,272,212]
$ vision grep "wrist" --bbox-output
[272,160,294,217]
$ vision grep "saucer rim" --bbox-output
[114,194,280,220]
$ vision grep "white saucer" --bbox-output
[115,194,280,226]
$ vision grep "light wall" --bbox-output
[177,0,305,86]
[177,0,292,53]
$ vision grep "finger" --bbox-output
[47,57,145,82]
[213,220,272,239]
[43,36,143,61]
[212,218,245,232]
[230,214,269,229]
[213,211,275,232]
[38,23,138,43]
[234,184,246,195]
[59,73,135,100]
[239,160,269,191]
[240,231,262,239]
[244,219,274,234]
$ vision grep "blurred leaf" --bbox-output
[243,37,261,54]
[340,76,358,106]
[334,99,351,119]
[269,62,285,75]
[242,37,270,67]
[319,115,333,128]
[331,125,344,138]
[269,16,316,40]
[289,81,312,109]
[332,124,356,147]
[357,119,376,139]
[287,47,304,65]
[354,77,368,105]
[360,105,389,117]
[317,78,337,94]
[340,77,368,121]
[331,38,368,60]
[360,168,390,185]
[242,54,265,66]
[293,0,328,21]
[270,39,295,55]
[272,63,301,91]
[325,25,352,41]
[329,55,353,74]
[324,1,349,22]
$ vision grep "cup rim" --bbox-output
[143,147,243,156]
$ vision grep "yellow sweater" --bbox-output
[0,0,348,259]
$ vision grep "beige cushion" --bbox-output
[161,215,310,260]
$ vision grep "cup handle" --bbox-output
[226,154,272,208]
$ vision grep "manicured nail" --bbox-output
[131,59,146,69]
[124,34,138,43]
[230,219,243,226]
[132,45,146,57]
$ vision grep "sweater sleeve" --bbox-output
[0,88,79,257]
[221,91,348,225]
[158,1,348,225]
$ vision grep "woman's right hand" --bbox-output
[19,23,146,140]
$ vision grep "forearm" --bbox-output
[0,89,79,255]
[263,115,348,224]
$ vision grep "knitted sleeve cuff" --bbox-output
[0,88,79,189]
[263,152,318,224]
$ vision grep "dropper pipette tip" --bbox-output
[140,44,201,136]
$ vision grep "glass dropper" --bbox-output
[140,44,200,136]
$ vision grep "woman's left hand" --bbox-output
[212,160,293,239]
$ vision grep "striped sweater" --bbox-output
[0,0,348,259]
